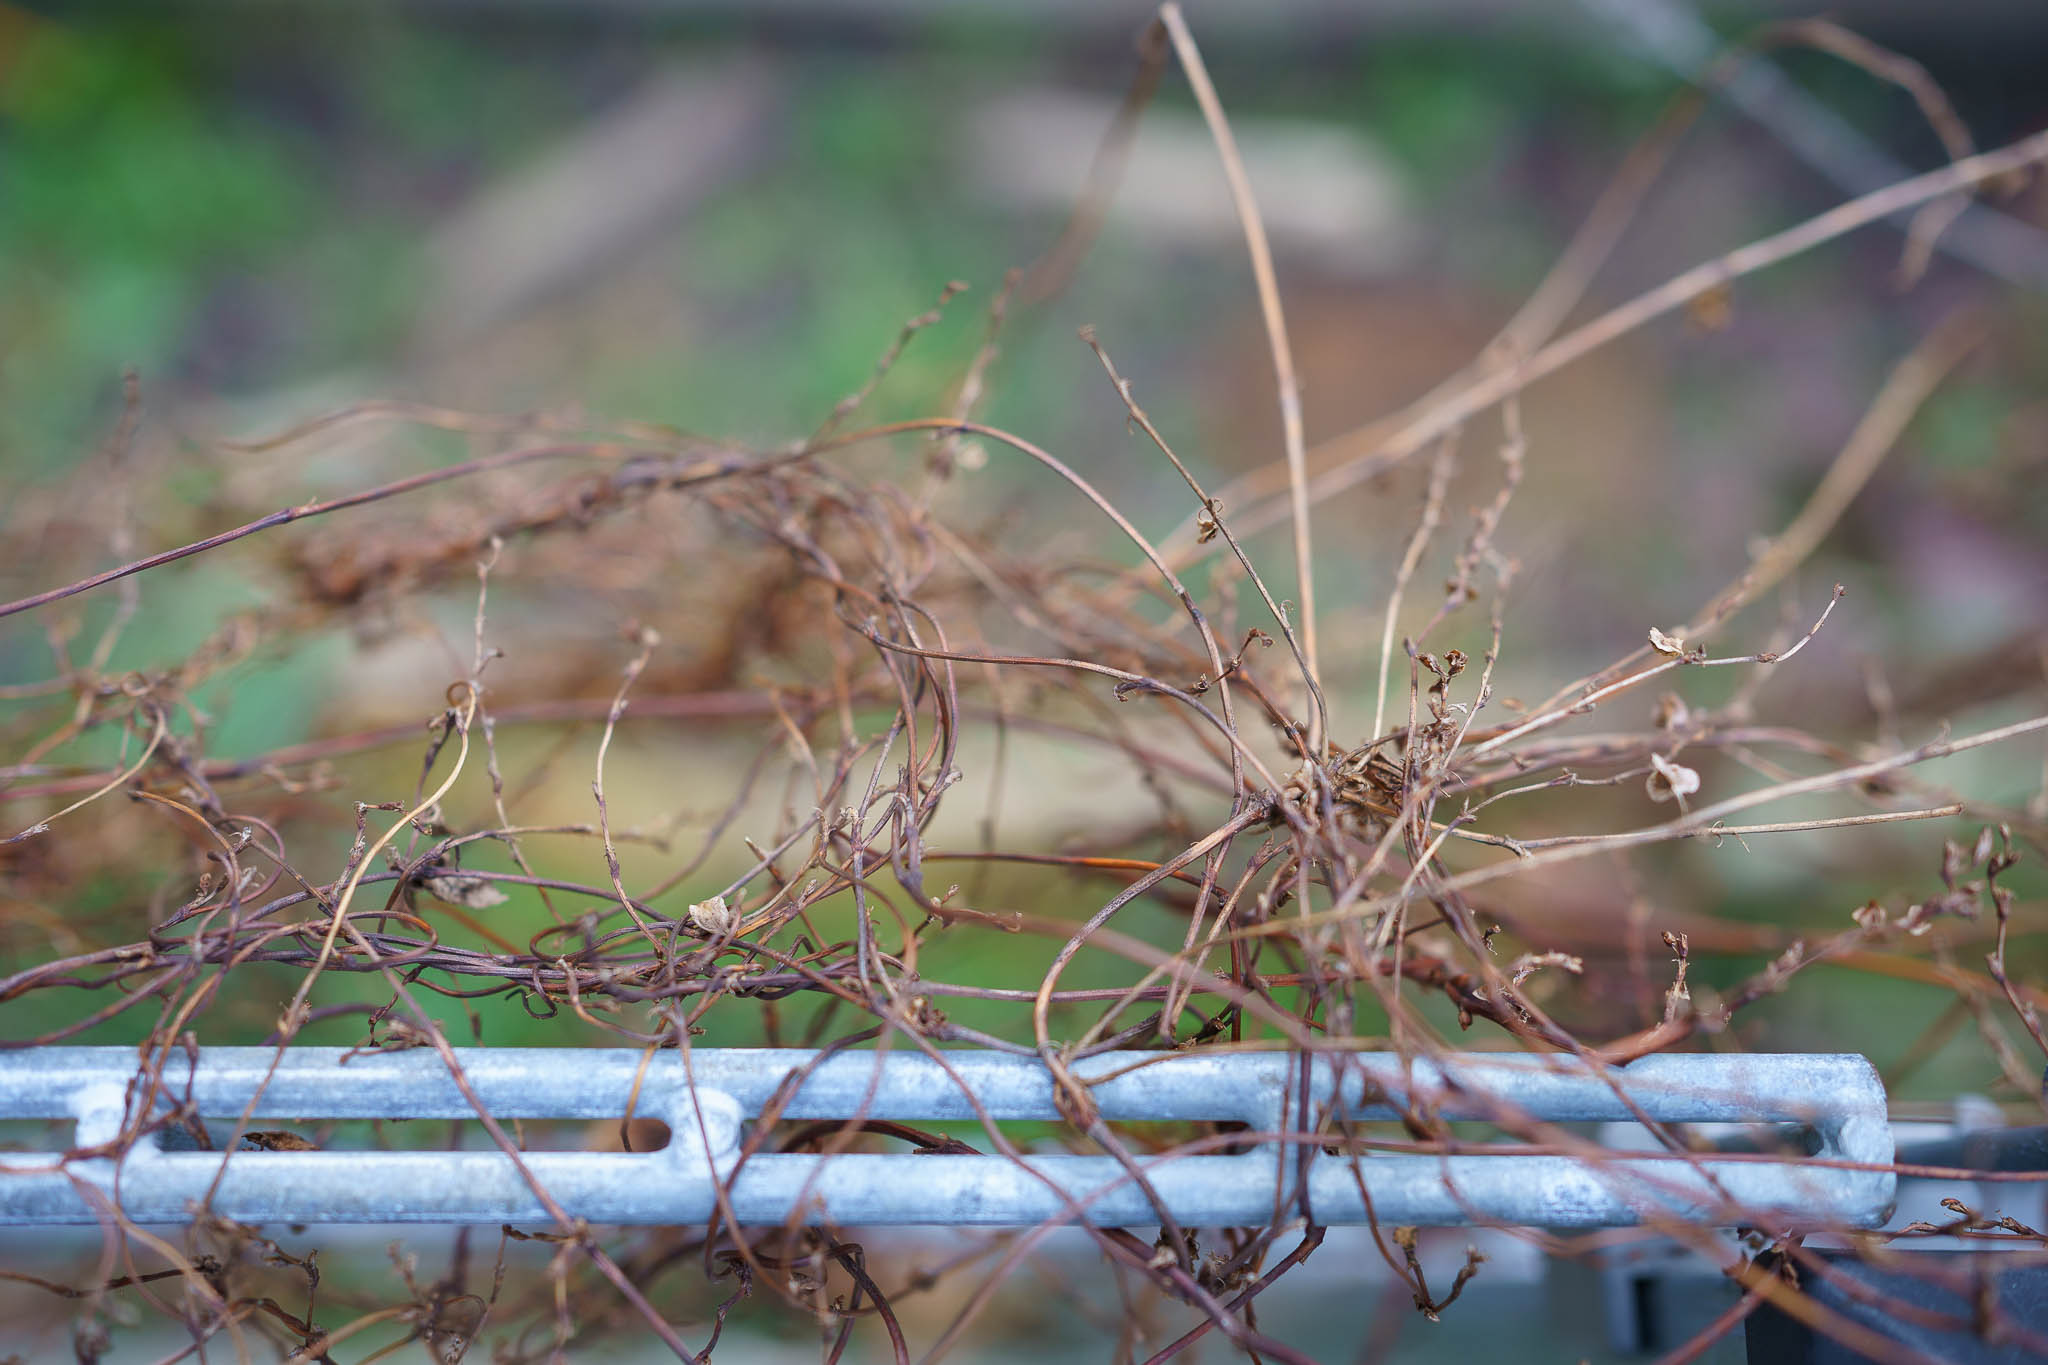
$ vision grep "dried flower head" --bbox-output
[688,894,739,937]
[1646,752,1702,805]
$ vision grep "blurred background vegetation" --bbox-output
[3,1,2047,1359]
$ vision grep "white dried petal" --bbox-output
[1509,951,1585,986]
[1646,753,1702,804]
[1648,626,1686,656]
[421,873,509,910]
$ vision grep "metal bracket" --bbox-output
[0,1048,1893,1229]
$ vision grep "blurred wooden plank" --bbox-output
[419,58,784,343]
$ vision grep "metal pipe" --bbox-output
[0,1047,1894,1229]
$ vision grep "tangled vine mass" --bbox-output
[4,9,2048,1362]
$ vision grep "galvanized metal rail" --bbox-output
[0,1048,1893,1229]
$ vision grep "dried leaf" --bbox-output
[1648,627,1686,656]
[241,1130,319,1152]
